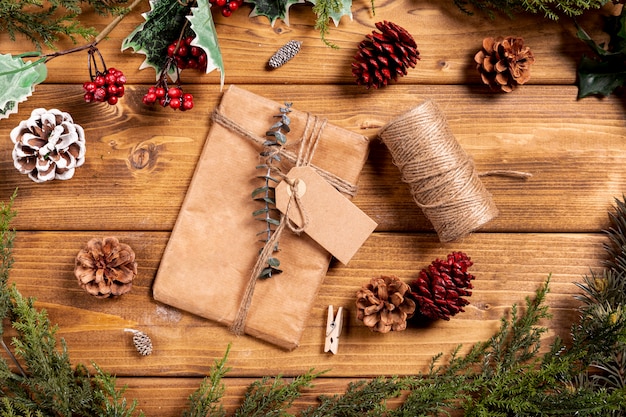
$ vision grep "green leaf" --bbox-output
[248,0,306,26]
[267,257,280,268]
[0,53,47,120]
[576,55,626,98]
[121,0,190,81]
[187,0,225,89]
[252,186,271,198]
[309,0,353,26]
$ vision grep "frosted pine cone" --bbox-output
[410,252,475,321]
[474,36,535,93]
[74,237,137,298]
[352,21,420,89]
[10,108,86,183]
[356,275,416,333]
[268,40,302,69]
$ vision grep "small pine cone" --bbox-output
[10,108,86,183]
[351,21,420,89]
[74,237,137,298]
[268,40,302,69]
[356,275,416,333]
[409,252,475,321]
[125,329,153,356]
[474,36,535,93]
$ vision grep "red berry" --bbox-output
[216,0,226,6]
[148,86,156,94]
[228,1,239,11]
[84,92,94,103]
[183,93,193,101]
[190,46,202,57]
[144,92,157,104]
[94,87,107,102]
[105,72,117,85]
[155,87,166,98]
[94,75,106,87]
[185,36,194,46]
[107,85,118,96]
[83,81,97,93]
[222,7,232,16]
[117,85,125,97]
[107,96,119,105]
[182,99,194,111]
[116,74,127,85]
[168,87,182,99]
[159,98,167,107]
[167,44,177,56]
[186,60,198,70]
[169,98,181,109]
[177,45,188,57]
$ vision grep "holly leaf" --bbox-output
[309,0,353,26]
[247,0,306,26]
[121,0,191,81]
[187,0,225,89]
[575,8,626,98]
[576,55,626,99]
[0,53,47,120]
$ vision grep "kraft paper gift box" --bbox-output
[153,85,371,350]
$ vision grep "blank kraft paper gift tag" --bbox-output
[275,166,377,265]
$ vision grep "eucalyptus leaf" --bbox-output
[0,54,47,120]
[267,257,280,267]
[252,186,270,198]
[187,0,225,89]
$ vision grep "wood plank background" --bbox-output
[1,0,625,414]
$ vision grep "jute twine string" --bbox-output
[211,110,355,196]
[210,109,337,335]
[378,99,502,243]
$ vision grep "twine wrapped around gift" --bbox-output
[378,100,502,242]
[211,109,355,335]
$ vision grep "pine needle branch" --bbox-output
[233,369,322,417]
[182,344,231,417]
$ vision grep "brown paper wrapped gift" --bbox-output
[153,85,370,350]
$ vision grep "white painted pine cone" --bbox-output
[10,108,86,183]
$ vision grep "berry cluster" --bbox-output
[142,85,194,111]
[209,0,243,17]
[167,36,208,71]
[83,68,126,105]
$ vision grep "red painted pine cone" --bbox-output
[351,21,420,89]
[410,252,475,320]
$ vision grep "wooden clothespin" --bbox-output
[324,305,343,354]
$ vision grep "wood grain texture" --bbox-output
[1,0,625,414]
[0,84,624,233]
[6,231,605,377]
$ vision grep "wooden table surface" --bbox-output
[1,0,625,414]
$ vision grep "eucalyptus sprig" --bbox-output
[252,102,292,279]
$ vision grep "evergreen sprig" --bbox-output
[252,102,292,279]
[3,194,626,415]
[453,0,611,19]
[0,0,130,49]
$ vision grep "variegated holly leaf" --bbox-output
[0,53,48,120]
[247,0,306,26]
[309,0,353,26]
[187,0,225,88]
[121,0,191,81]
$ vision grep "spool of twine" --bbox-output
[378,99,499,242]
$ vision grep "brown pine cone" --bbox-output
[352,21,420,89]
[74,237,137,298]
[409,252,475,321]
[10,108,86,183]
[474,36,535,93]
[356,275,416,333]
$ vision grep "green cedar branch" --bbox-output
[0,0,133,50]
